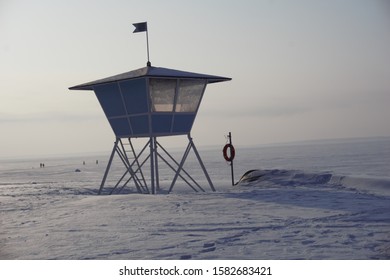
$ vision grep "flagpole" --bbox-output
[146,29,151,67]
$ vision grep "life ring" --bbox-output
[223,144,235,162]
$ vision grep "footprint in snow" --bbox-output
[200,242,216,253]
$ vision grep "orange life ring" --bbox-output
[223,144,235,162]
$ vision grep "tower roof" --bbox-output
[69,66,231,91]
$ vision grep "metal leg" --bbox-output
[188,134,215,191]
[98,138,119,195]
[117,139,144,193]
[118,153,151,194]
[168,141,192,193]
[129,138,148,190]
[149,136,155,194]
[154,137,160,193]
[109,169,129,195]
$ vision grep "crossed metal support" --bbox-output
[98,134,215,195]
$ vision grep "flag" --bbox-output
[133,22,147,33]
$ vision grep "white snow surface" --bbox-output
[1,138,389,260]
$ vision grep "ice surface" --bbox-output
[0,138,389,259]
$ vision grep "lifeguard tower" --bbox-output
[69,25,231,194]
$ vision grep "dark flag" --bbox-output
[133,22,147,33]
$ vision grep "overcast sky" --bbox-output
[1,0,390,158]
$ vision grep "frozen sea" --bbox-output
[0,137,389,259]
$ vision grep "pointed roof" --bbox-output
[69,66,231,90]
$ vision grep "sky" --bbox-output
[1,0,390,158]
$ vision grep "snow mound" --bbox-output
[237,169,390,197]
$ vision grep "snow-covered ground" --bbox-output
[1,137,389,259]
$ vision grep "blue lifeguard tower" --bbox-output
[70,58,230,195]
[70,66,230,194]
